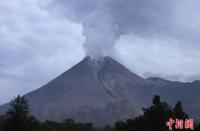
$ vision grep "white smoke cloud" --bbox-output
[45,0,119,58]
[43,0,200,58]
[1,0,200,104]
[83,11,119,58]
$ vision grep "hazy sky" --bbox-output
[0,0,200,104]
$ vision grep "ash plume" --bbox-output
[82,11,119,58]
[43,0,200,58]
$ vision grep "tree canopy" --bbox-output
[0,95,199,131]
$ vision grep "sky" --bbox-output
[0,0,200,104]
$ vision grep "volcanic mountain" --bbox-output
[0,57,200,126]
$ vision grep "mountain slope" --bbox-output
[0,57,200,126]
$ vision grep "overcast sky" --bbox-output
[0,0,200,104]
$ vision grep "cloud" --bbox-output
[44,0,200,81]
[115,34,200,82]
[44,0,200,61]
[1,0,200,104]
[0,0,84,104]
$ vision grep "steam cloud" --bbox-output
[45,0,200,58]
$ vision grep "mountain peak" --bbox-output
[1,56,200,126]
[82,56,133,74]
[83,56,117,65]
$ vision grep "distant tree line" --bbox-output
[0,95,200,131]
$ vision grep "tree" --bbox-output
[173,101,188,119]
[115,95,173,131]
[0,115,5,130]
[2,95,40,131]
[153,95,161,105]
[195,123,200,131]
[103,125,114,131]
[142,95,173,131]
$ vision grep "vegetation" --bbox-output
[114,95,192,131]
[0,95,199,131]
[0,96,40,131]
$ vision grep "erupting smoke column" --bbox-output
[46,0,200,59]
[83,12,119,58]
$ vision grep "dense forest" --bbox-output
[0,95,199,131]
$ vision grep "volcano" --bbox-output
[0,57,200,126]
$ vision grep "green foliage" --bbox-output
[1,95,200,131]
[195,123,200,131]
[40,119,94,131]
[0,115,5,130]
[173,101,188,119]
[114,95,192,131]
[0,95,95,131]
[0,95,40,131]
[103,125,114,131]
[153,95,161,105]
